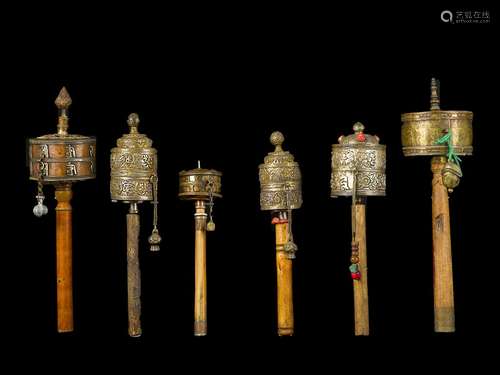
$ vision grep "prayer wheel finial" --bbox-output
[55,87,72,135]
[430,78,440,110]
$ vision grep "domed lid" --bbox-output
[260,131,298,166]
[114,113,154,150]
[32,87,94,142]
[336,122,381,147]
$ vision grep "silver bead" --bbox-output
[33,203,48,217]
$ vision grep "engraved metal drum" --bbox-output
[401,111,473,157]
[29,136,96,182]
[110,113,157,202]
[401,79,473,157]
[178,168,222,201]
[259,131,302,211]
[331,122,386,197]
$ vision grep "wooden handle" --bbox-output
[275,222,294,336]
[431,157,455,332]
[353,202,369,336]
[194,201,207,336]
[126,211,142,337]
[55,184,74,333]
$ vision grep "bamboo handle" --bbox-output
[275,222,294,336]
[55,184,74,333]
[353,202,369,336]
[126,210,142,337]
[194,201,207,336]
[431,156,455,332]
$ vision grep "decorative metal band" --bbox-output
[30,136,96,143]
[260,186,302,211]
[110,176,153,201]
[402,145,473,157]
[195,216,207,231]
[401,111,473,121]
[110,150,156,175]
[259,165,301,184]
[331,171,386,197]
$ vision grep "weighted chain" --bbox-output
[148,174,162,251]
[33,160,48,217]
[283,183,298,259]
[206,180,216,232]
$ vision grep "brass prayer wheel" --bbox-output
[110,113,161,337]
[401,78,473,333]
[179,161,222,336]
[259,131,302,211]
[331,122,385,336]
[401,79,473,158]
[27,87,96,333]
[331,122,386,197]
[179,165,222,202]
[259,131,302,336]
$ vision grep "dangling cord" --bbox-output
[33,160,48,217]
[283,183,298,259]
[349,173,361,280]
[435,129,462,168]
[206,181,216,232]
[148,174,162,251]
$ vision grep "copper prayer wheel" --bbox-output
[401,78,473,332]
[331,122,386,336]
[110,113,161,337]
[27,87,96,333]
[179,162,222,336]
[28,88,96,183]
[259,131,302,336]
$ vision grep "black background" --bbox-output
[3,4,498,348]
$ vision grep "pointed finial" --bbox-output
[127,113,140,134]
[55,87,72,135]
[270,131,284,152]
[55,87,72,109]
[430,78,440,110]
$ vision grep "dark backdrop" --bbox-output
[3,4,497,346]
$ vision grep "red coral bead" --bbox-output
[351,272,361,280]
[356,133,366,142]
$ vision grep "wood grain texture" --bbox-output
[194,201,207,336]
[431,156,455,332]
[353,202,369,336]
[55,184,74,333]
[275,222,294,336]
[127,212,142,337]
